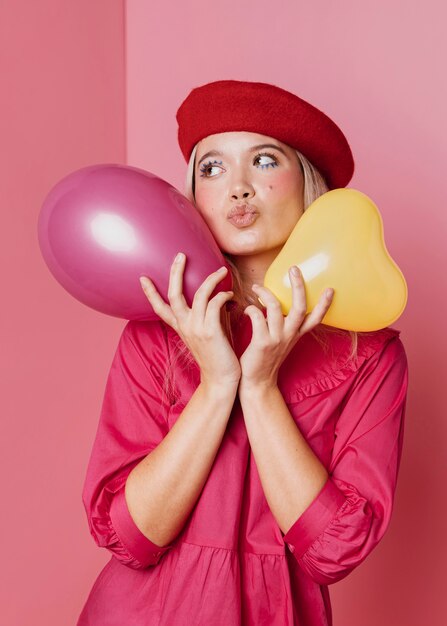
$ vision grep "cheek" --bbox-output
[265,170,302,199]
[194,188,217,219]
[193,188,227,235]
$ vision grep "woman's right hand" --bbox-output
[139,252,241,388]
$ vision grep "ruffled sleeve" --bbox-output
[283,331,409,585]
[81,320,174,570]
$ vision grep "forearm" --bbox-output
[239,383,329,534]
[125,381,238,547]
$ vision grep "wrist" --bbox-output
[238,376,279,399]
[199,377,240,398]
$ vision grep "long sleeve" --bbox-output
[283,332,409,585]
[81,320,174,570]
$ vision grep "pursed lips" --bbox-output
[227,204,259,227]
[227,203,258,219]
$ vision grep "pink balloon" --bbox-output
[38,164,232,320]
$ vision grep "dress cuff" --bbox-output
[283,477,347,558]
[109,485,172,566]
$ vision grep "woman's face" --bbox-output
[193,131,304,257]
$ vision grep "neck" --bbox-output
[229,246,282,292]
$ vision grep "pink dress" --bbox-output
[77,313,408,626]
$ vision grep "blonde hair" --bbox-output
[164,141,371,400]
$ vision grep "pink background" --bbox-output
[2,1,446,624]
[0,1,126,624]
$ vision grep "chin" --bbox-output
[226,234,287,256]
[222,244,274,258]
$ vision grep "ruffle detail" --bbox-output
[87,469,168,570]
[282,357,365,403]
[296,479,373,586]
[90,516,146,570]
[280,327,401,403]
[78,541,309,626]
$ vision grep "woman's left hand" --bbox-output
[239,266,334,390]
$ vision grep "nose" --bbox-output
[228,168,255,202]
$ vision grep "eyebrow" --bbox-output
[197,143,288,167]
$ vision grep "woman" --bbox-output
[77,80,409,625]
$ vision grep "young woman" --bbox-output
[77,80,409,625]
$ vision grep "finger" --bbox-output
[139,276,178,328]
[244,305,270,342]
[284,266,307,333]
[167,253,189,316]
[251,284,284,340]
[205,290,234,325]
[298,288,334,335]
[192,266,229,317]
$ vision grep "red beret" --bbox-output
[176,79,354,190]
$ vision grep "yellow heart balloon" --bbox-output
[263,188,408,331]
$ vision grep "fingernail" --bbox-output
[175,252,185,262]
[326,288,333,297]
[291,266,300,276]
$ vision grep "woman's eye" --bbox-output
[199,160,223,178]
[199,153,279,177]
[254,153,279,169]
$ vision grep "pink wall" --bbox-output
[126,1,446,625]
[0,2,126,625]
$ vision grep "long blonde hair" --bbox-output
[164,141,371,399]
